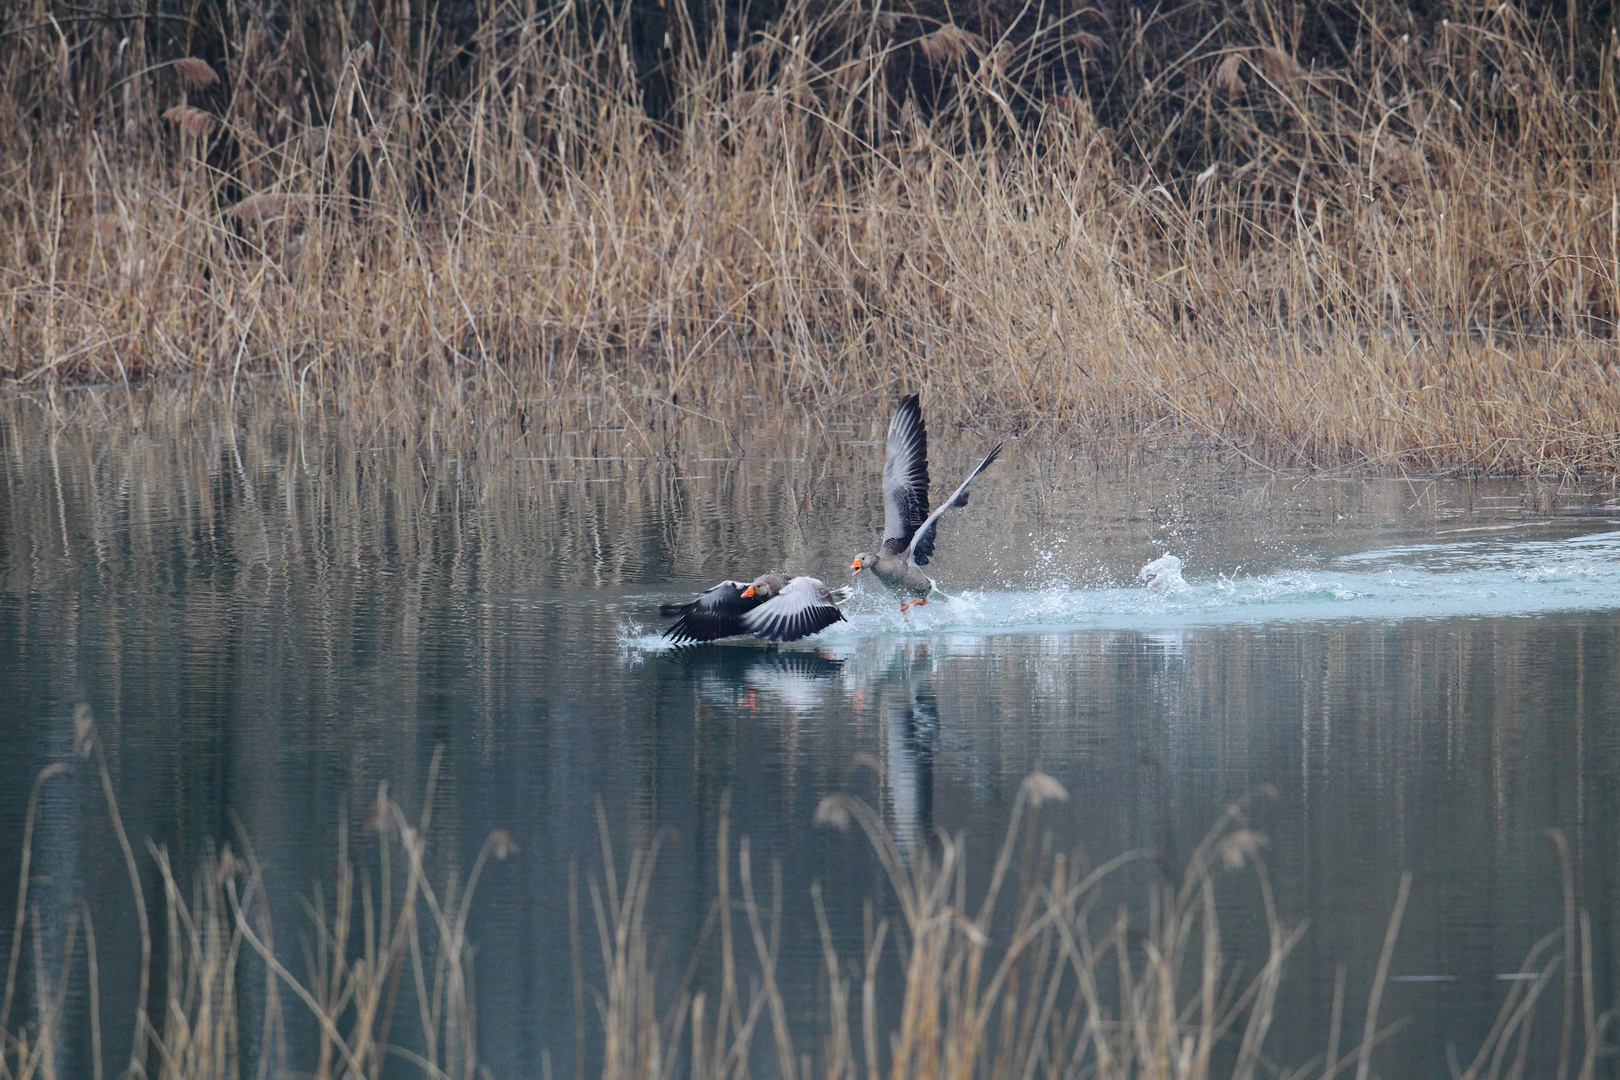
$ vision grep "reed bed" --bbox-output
[1,0,1619,472]
[1,715,501,1080]
[2,730,1605,1080]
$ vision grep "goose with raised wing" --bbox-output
[850,394,1001,612]
[661,572,848,644]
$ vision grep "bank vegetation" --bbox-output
[3,0,1620,472]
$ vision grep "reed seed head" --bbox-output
[814,795,852,831]
[918,24,983,65]
[1022,771,1069,807]
[173,57,218,88]
[1256,46,1304,87]
[1218,828,1269,870]
[1216,53,1247,95]
[163,104,216,138]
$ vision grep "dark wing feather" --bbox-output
[907,443,1002,566]
[741,577,847,642]
[662,580,756,642]
[880,394,930,557]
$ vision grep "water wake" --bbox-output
[623,528,1620,649]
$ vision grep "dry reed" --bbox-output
[1,721,1605,1080]
[474,772,1611,1080]
[1,1,1618,470]
[1,713,505,1080]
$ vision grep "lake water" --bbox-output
[3,390,1619,1077]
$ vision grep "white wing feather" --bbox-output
[741,576,846,642]
[903,445,1002,564]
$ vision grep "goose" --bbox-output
[661,572,848,644]
[850,394,1001,612]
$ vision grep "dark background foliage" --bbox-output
[6,0,1617,181]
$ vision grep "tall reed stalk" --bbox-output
[0,718,509,1080]
[0,725,1604,1080]
[578,776,1604,1080]
[2,0,1618,471]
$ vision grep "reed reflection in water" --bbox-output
[1,388,1618,1077]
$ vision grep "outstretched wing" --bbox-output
[741,577,847,642]
[905,444,1002,566]
[662,580,755,642]
[880,394,929,557]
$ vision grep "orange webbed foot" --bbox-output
[900,598,928,614]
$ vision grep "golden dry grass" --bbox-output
[2,0,1619,472]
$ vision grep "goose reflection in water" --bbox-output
[844,641,938,861]
[877,654,937,861]
[663,646,846,712]
[658,641,937,859]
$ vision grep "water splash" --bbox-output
[623,527,1620,648]
[617,617,672,657]
[1138,553,1188,593]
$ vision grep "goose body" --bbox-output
[661,571,847,644]
[860,553,935,598]
[851,394,1001,611]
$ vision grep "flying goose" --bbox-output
[661,572,848,644]
[850,394,1001,611]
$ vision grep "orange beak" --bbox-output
[850,558,863,573]
[741,585,756,598]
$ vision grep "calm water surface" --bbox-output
[3,392,1620,1077]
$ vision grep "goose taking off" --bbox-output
[850,394,1001,612]
[661,572,848,644]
